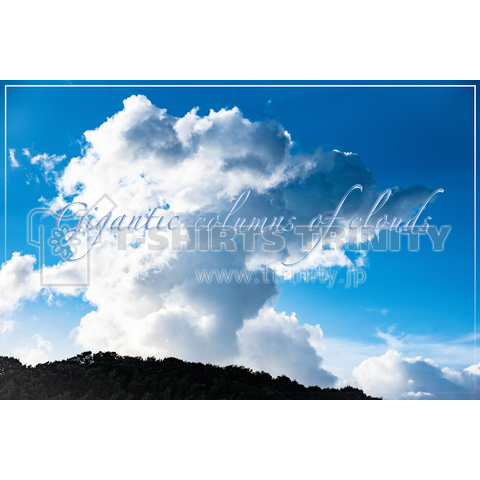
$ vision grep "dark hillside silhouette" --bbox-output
[0,352,380,400]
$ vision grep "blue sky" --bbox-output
[0,81,477,398]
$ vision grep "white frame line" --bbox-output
[474,84,477,391]
[3,84,477,391]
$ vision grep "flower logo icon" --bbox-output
[48,225,73,259]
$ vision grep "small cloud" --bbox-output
[26,173,40,185]
[333,149,356,156]
[22,148,31,158]
[353,349,480,399]
[366,307,389,316]
[8,149,19,168]
[464,363,480,376]
[13,334,52,366]
[355,250,368,267]
[403,391,435,399]
[0,319,15,335]
[375,326,404,350]
[31,153,66,174]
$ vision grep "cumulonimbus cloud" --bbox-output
[1,95,445,388]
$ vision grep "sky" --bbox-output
[0,81,478,399]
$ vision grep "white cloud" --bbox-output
[353,350,410,398]
[355,250,368,268]
[3,95,445,389]
[403,391,435,399]
[375,326,404,350]
[235,308,336,387]
[0,252,42,313]
[321,327,480,400]
[333,149,356,156]
[31,152,66,174]
[9,148,19,168]
[372,327,479,369]
[13,334,52,366]
[26,173,40,185]
[22,148,31,157]
[0,319,15,335]
[464,362,480,376]
[319,336,386,384]
[50,97,294,216]
[352,349,480,399]
[0,252,83,314]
